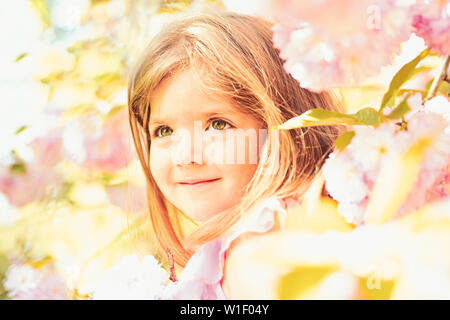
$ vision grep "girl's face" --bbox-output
[149,68,265,222]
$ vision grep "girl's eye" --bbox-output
[209,119,231,131]
[154,126,173,138]
[152,119,232,139]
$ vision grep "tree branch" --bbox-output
[426,54,450,101]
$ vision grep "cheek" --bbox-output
[224,132,261,191]
[149,146,171,188]
[203,130,263,165]
[204,131,261,191]
[218,163,258,199]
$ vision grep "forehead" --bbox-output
[149,68,239,123]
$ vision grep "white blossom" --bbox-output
[4,264,40,297]
[91,254,169,300]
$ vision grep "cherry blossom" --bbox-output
[0,134,63,207]
[226,0,447,91]
[266,1,410,91]
[91,254,169,299]
[4,263,68,300]
[323,96,450,224]
[410,0,450,55]
[61,107,136,173]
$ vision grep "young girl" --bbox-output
[127,10,342,299]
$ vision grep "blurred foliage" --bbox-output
[225,197,450,299]
[0,0,224,299]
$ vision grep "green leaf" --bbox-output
[379,48,429,112]
[353,107,383,126]
[335,130,355,152]
[15,53,27,62]
[276,109,360,129]
[14,125,27,135]
[409,65,434,78]
[386,97,411,120]
[276,107,384,130]
[438,79,450,97]
[10,162,27,175]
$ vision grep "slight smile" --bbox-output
[178,178,221,188]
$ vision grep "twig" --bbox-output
[426,54,450,101]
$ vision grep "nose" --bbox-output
[169,127,204,166]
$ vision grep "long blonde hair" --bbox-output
[128,10,342,267]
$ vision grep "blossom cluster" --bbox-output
[3,262,68,300]
[0,106,135,207]
[224,0,449,92]
[323,96,450,225]
[91,254,169,300]
[410,0,450,56]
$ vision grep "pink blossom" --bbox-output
[29,135,63,167]
[82,108,135,173]
[396,97,450,216]
[268,0,411,91]
[227,0,448,91]
[349,124,400,174]
[0,165,62,207]
[324,97,450,224]
[410,0,450,55]
[105,183,147,213]
[0,135,63,207]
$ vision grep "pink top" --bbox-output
[162,197,289,300]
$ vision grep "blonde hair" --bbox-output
[128,10,342,267]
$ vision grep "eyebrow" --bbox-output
[149,111,233,127]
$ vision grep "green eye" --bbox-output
[210,119,230,130]
[156,126,173,137]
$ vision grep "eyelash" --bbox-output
[151,118,234,139]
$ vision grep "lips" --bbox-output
[178,178,221,185]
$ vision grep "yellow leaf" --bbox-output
[224,219,450,299]
[50,81,96,111]
[285,173,354,233]
[29,0,51,29]
[77,50,123,79]
[285,197,354,233]
[278,265,338,299]
[358,276,395,300]
[366,137,433,225]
